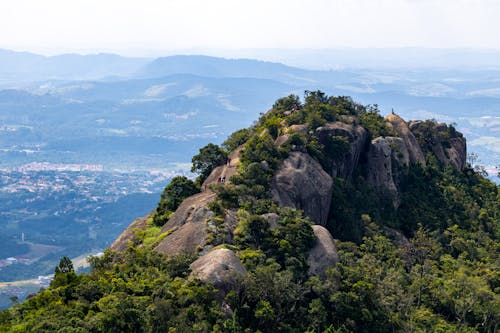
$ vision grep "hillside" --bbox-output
[0,92,498,332]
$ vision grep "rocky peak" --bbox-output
[385,114,426,166]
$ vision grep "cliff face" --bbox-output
[315,121,368,179]
[270,152,333,226]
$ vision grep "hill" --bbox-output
[0,49,149,82]
[0,92,498,332]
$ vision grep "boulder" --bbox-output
[288,124,310,134]
[271,152,333,226]
[190,248,247,292]
[307,225,339,277]
[154,191,216,256]
[315,121,368,179]
[274,134,289,147]
[386,114,426,166]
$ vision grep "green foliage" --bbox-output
[234,212,272,250]
[153,176,199,226]
[55,256,74,274]
[191,143,227,185]
[240,133,282,169]
[222,128,253,152]
[272,94,301,113]
[359,106,394,138]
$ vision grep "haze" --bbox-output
[1,0,500,56]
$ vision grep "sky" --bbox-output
[1,0,500,56]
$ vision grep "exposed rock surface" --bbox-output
[202,146,243,188]
[408,120,466,171]
[190,248,247,291]
[271,152,333,225]
[366,136,411,206]
[110,213,152,252]
[274,134,289,147]
[288,124,309,134]
[366,137,399,200]
[315,121,368,179]
[307,225,339,277]
[386,114,426,166]
[154,191,216,256]
[448,137,467,170]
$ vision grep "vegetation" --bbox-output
[152,176,199,227]
[0,91,498,332]
[191,143,228,185]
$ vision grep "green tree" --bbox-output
[191,143,227,184]
[153,176,199,226]
[55,256,74,274]
[223,128,252,152]
[234,213,272,250]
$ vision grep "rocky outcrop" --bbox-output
[366,137,399,201]
[307,225,338,277]
[386,114,426,166]
[154,191,216,256]
[271,152,333,225]
[366,136,411,206]
[110,213,152,253]
[408,120,466,171]
[448,137,467,170]
[315,121,368,179]
[190,248,247,292]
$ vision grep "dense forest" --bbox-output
[0,92,498,332]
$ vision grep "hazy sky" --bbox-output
[1,0,500,56]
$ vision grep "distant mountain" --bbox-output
[136,55,350,86]
[0,49,150,82]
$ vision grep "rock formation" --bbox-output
[190,248,247,292]
[271,152,333,225]
[307,225,339,277]
[386,114,426,166]
[154,191,216,256]
[366,136,411,206]
[408,120,466,170]
[112,112,468,281]
[315,121,368,179]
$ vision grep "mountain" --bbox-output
[0,49,149,82]
[1,92,498,332]
[138,55,315,79]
